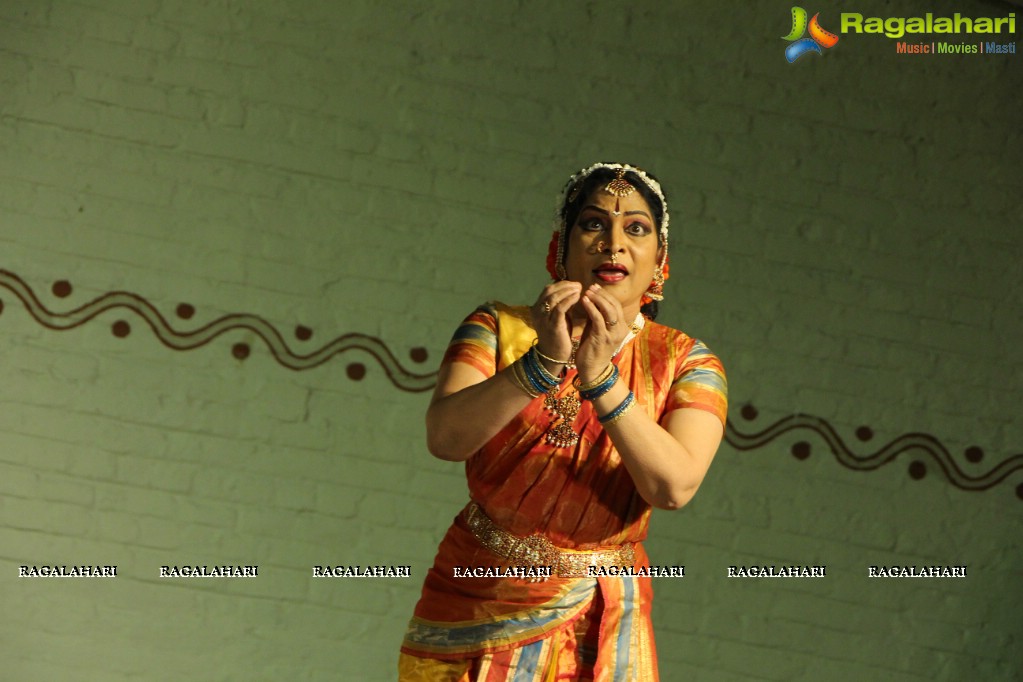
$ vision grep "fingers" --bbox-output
[575,286,628,380]
[578,295,622,343]
[537,281,582,311]
[531,281,583,362]
[533,281,581,323]
[582,285,625,332]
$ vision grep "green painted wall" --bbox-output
[1,1,1020,679]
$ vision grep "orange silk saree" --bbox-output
[400,303,726,681]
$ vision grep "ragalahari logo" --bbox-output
[783,7,840,62]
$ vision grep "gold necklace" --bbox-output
[542,315,645,448]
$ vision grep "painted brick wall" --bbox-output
[1,1,1020,680]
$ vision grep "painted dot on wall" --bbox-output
[791,442,811,460]
[295,325,313,341]
[347,363,366,380]
[232,343,250,360]
[855,426,873,441]
[112,320,131,338]
[0,299,4,316]
[410,347,428,363]
[1016,483,1023,501]
[177,303,195,319]
[740,404,758,420]
[964,446,983,463]
[53,280,72,297]
[908,461,926,480]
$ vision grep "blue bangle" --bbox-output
[523,359,550,395]
[578,365,619,402]
[521,347,560,394]
[526,347,562,387]
[598,391,635,424]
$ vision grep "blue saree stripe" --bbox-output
[404,579,596,655]
[450,323,497,349]
[512,639,544,681]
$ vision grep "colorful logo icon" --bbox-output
[783,7,839,62]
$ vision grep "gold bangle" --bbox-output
[509,357,541,398]
[573,362,615,392]
[531,339,570,366]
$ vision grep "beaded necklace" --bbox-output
[543,314,645,448]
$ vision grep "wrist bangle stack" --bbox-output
[574,363,619,402]
[598,391,635,426]
[510,347,563,398]
[531,339,571,366]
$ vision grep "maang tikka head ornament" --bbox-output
[605,168,635,217]
[547,163,671,306]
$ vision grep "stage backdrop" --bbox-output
[1,1,1020,680]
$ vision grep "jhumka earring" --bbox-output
[646,267,665,301]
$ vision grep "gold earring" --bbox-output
[646,268,665,301]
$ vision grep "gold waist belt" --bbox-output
[464,502,635,579]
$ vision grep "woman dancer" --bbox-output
[400,163,727,681]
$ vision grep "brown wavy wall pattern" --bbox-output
[728,405,1023,501]
[2,269,1020,500]
[0,269,435,390]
